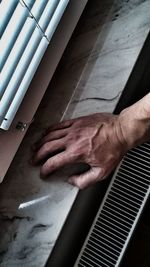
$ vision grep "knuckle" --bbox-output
[70,150,81,161]
[44,160,53,170]
[42,143,50,153]
[67,132,75,142]
[41,160,54,177]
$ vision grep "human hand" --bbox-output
[31,113,129,189]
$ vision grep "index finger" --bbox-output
[44,119,74,135]
[40,151,78,178]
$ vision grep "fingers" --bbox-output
[44,119,74,135]
[68,167,104,189]
[32,140,65,164]
[33,129,68,151]
[40,151,77,177]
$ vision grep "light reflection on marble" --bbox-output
[0,1,150,266]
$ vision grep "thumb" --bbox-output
[68,167,104,189]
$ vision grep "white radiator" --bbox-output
[75,143,150,267]
[0,0,70,130]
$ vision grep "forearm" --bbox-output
[119,93,150,149]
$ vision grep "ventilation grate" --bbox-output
[75,142,150,267]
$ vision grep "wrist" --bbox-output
[118,94,150,149]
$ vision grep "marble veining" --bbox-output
[64,0,150,119]
[0,1,150,266]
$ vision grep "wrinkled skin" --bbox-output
[31,113,129,189]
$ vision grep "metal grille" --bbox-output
[75,142,150,267]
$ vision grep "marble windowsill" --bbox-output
[0,1,150,267]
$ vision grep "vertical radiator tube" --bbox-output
[0,26,43,125]
[28,0,52,22]
[20,0,35,10]
[0,17,37,98]
[46,0,70,40]
[0,2,31,70]
[0,0,70,128]
[0,0,18,37]
[1,0,70,130]
[38,0,60,33]
[1,37,49,130]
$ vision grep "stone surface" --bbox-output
[0,1,150,266]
